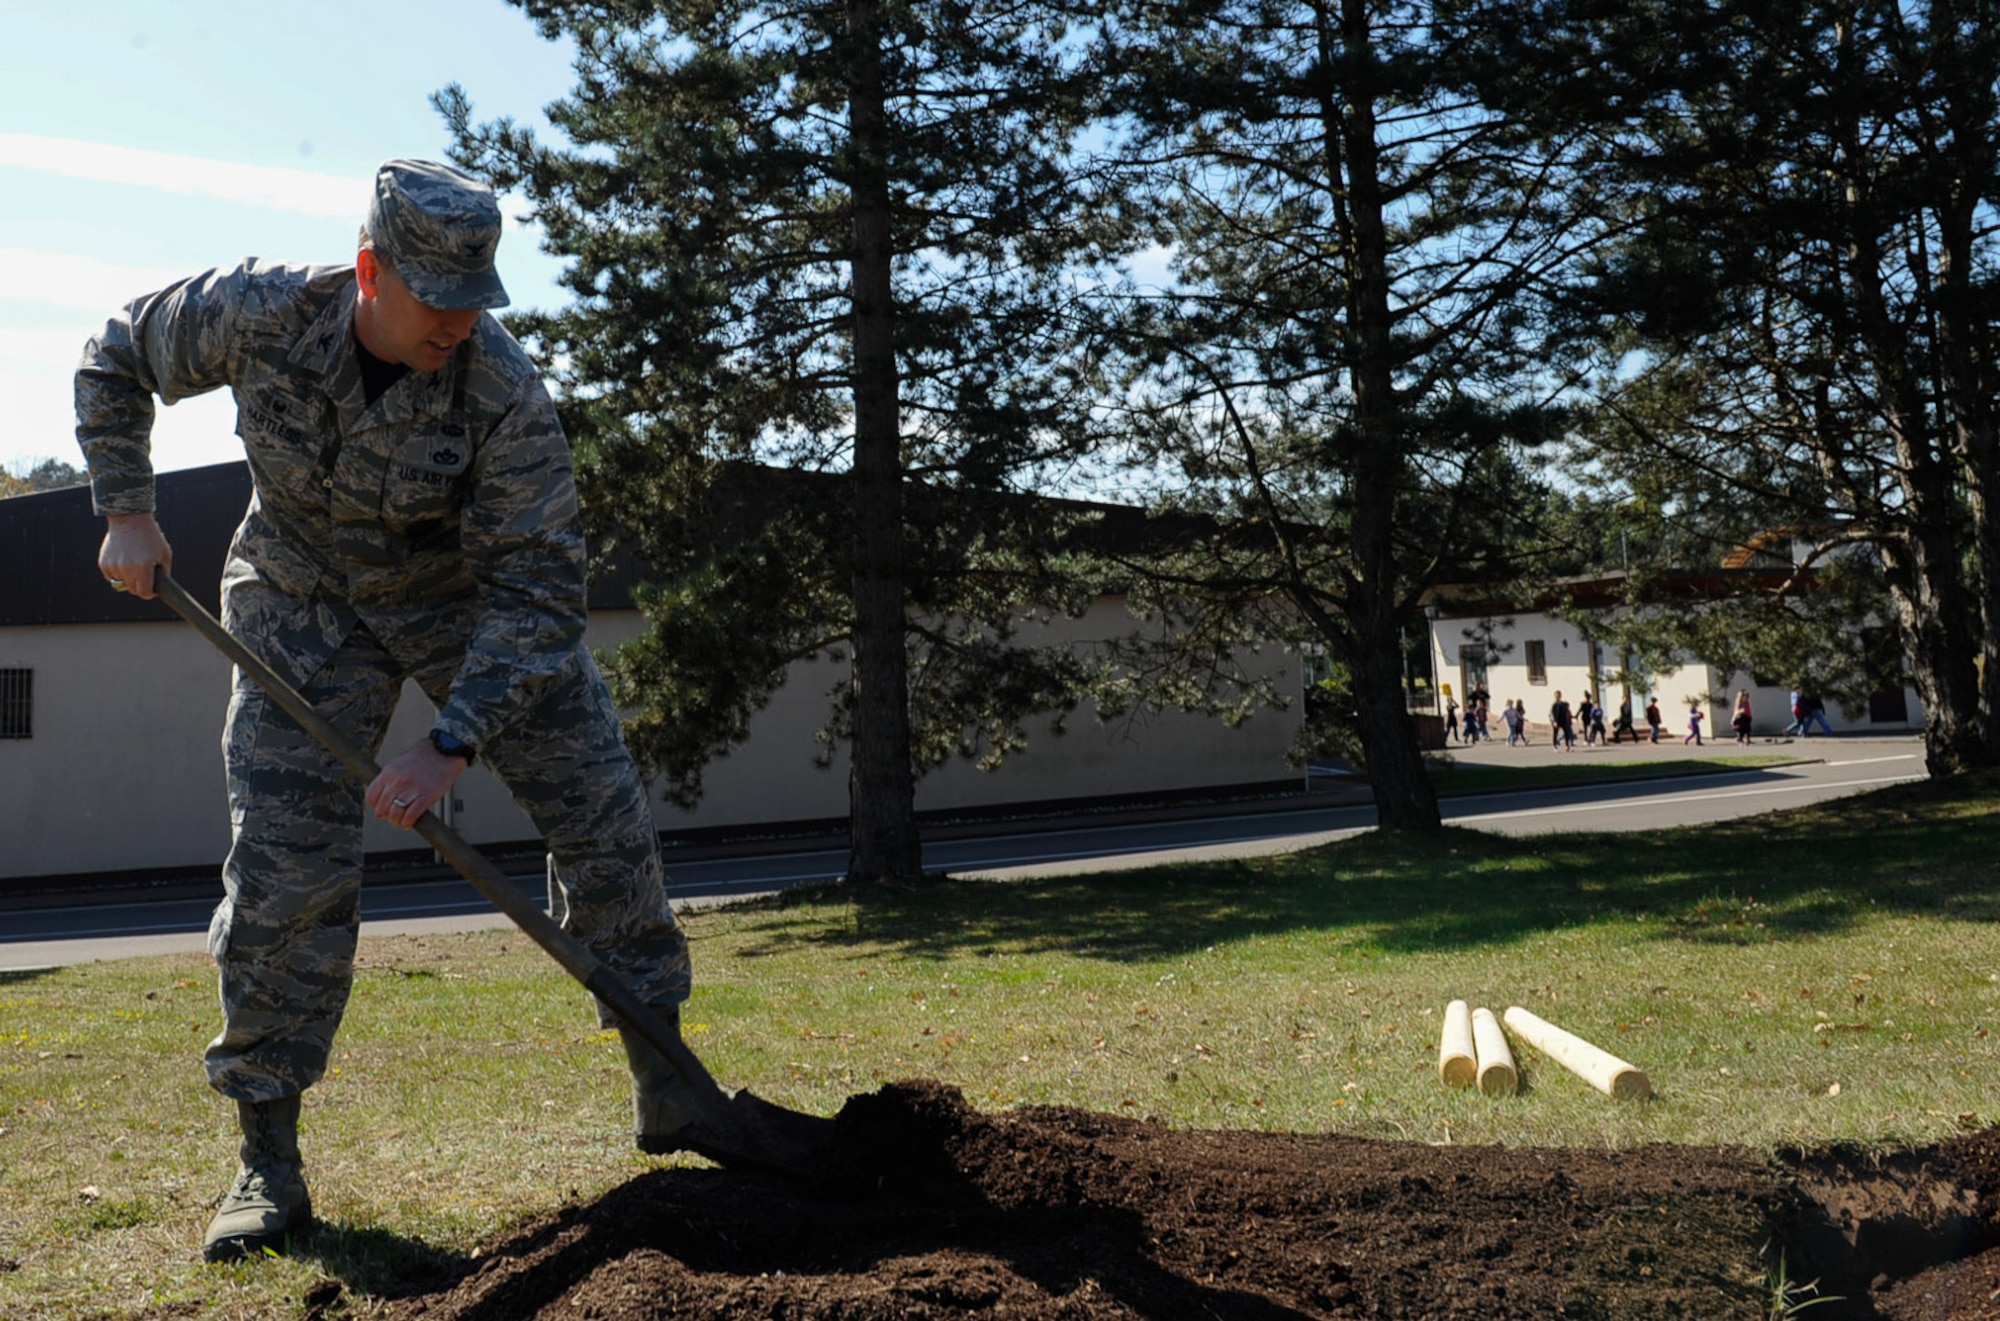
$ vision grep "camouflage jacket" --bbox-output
[75,258,588,754]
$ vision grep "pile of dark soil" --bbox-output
[372,1080,2000,1321]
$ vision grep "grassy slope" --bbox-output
[2,768,1996,1318]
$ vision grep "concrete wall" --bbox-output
[2,620,235,877]
[1,600,1303,881]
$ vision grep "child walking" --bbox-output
[1731,690,1753,744]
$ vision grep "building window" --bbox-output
[0,669,29,739]
[1526,641,1547,685]
[1457,645,1490,702]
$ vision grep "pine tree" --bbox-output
[1100,0,1573,830]
[1465,0,2000,772]
[441,2,1131,880]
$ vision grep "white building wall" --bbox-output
[1425,609,1919,739]
[1429,610,1615,727]
[2,620,234,876]
[1,600,1302,881]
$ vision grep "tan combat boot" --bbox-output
[619,1017,705,1154]
[202,1094,312,1263]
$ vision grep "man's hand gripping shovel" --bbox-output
[153,570,836,1178]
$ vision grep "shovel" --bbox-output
[153,569,836,1177]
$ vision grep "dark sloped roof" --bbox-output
[1,458,1200,629]
[0,462,648,627]
[1425,567,1813,618]
[0,463,248,626]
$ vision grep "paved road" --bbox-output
[0,734,1924,972]
[1431,739,1926,836]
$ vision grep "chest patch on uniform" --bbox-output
[241,391,314,445]
[393,428,472,490]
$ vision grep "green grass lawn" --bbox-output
[3,769,1996,1320]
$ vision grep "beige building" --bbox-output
[1425,582,1921,740]
[1,465,1304,884]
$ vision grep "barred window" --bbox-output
[0,669,30,739]
[1525,641,1547,685]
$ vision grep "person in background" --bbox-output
[1804,693,1836,736]
[1549,690,1576,752]
[1503,699,1526,746]
[1732,690,1754,744]
[1645,697,1663,743]
[1612,698,1637,742]
[1685,701,1706,745]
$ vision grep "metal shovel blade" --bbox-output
[670,1090,842,1178]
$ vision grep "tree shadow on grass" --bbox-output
[728,771,2000,966]
[293,1218,470,1308]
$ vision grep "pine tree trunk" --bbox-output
[1935,202,2000,767]
[1844,176,1996,778]
[1961,452,2000,766]
[1881,534,1990,777]
[843,0,923,884]
[1329,0,1440,833]
[1349,611,1440,831]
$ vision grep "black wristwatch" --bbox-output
[429,728,477,766]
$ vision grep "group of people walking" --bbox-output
[1543,691,1624,750]
[1445,687,1836,751]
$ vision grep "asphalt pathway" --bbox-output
[0,731,1924,972]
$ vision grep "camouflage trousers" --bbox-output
[204,621,690,1102]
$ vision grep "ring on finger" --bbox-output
[392,795,414,809]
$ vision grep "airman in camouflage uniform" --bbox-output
[79,159,699,1263]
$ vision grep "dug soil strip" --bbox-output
[361,1081,2000,1320]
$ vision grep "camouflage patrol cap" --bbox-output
[366,158,510,311]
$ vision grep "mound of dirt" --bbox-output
[372,1080,2000,1321]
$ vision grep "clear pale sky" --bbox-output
[0,0,580,480]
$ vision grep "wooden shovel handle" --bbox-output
[152,569,731,1128]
